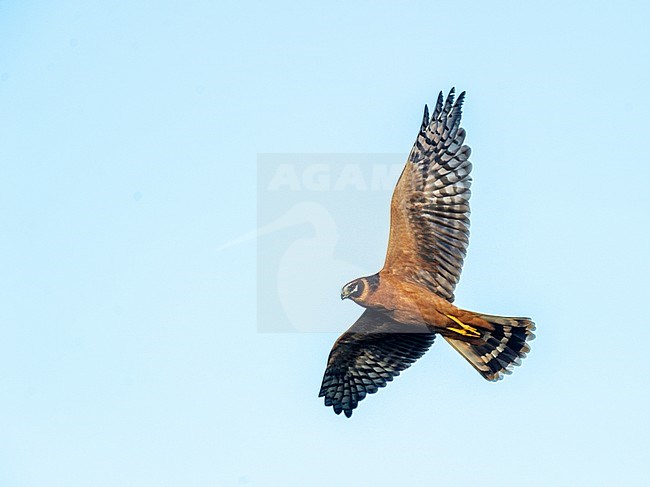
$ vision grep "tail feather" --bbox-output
[445,313,535,381]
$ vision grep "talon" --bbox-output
[445,314,481,338]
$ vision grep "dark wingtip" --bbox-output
[447,87,456,108]
[421,104,430,129]
[455,90,466,108]
[433,91,444,119]
[445,88,456,109]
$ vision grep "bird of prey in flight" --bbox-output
[319,88,535,418]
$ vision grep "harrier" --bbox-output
[319,88,535,417]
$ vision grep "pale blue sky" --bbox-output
[1,1,649,486]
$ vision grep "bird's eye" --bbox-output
[351,281,364,297]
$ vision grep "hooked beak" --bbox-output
[341,288,350,300]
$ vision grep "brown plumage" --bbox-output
[319,88,536,418]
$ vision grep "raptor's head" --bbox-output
[341,274,379,304]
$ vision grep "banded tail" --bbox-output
[444,313,536,381]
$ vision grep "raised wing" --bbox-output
[319,309,435,417]
[383,88,472,302]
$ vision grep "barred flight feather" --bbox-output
[394,88,472,302]
[319,309,435,418]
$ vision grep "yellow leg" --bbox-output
[445,314,482,338]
